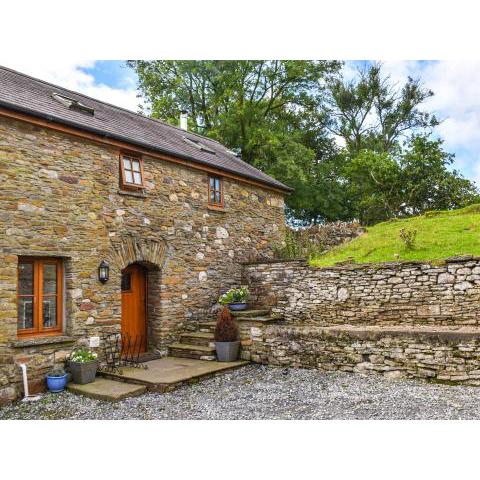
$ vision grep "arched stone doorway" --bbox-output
[121,263,147,352]
[109,235,167,352]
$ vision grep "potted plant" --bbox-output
[69,348,98,384]
[46,367,68,393]
[218,287,250,311]
[214,307,240,362]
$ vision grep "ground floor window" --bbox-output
[17,257,63,337]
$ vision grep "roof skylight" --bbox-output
[52,92,94,116]
[182,136,216,155]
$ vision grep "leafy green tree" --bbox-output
[343,136,479,224]
[326,63,439,156]
[399,136,479,214]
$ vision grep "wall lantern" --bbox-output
[98,260,110,284]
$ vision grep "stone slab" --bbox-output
[99,356,248,390]
[67,378,146,402]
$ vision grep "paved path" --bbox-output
[2,365,480,419]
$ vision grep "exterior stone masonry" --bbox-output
[0,116,285,403]
[243,258,480,326]
[249,325,480,385]
[241,257,480,385]
[287,221,363,251]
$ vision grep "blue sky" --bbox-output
[4,60,480,186]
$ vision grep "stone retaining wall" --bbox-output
[248,324,480,385]
[241,257,480,384]
[243,258,480,327]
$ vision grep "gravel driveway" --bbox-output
[2,364,480,420]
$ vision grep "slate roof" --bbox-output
[0,66,291,192]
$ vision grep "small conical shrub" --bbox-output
[214,307,239,342]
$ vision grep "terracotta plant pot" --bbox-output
[69,360,98,384]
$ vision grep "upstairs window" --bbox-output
[120,154,144,189]
[17,258,63,337]
[208,176,224,208]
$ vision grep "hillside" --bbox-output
[310,204,480,267]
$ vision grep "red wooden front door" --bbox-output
[121,264,147,353]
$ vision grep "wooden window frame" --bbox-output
[208,175,224,208]
[17,257,63,338]
[119,152,145,190]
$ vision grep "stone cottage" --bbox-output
[0,66,290,402]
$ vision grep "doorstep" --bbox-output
[99,356,249,392]
[67,378,146,402]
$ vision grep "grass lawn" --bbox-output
[310,204,480,267]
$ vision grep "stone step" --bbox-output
[99,357,249,393]
[180,332,215,347]
[231,309,271,318]
[198,322,216,333]
[199,314,281,330]
[237,315,282,323]
[67,378,146,402]
[169,343,216,361]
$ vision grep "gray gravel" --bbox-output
[2,365,480,420]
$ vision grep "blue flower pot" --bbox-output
[46,374,68,393]
[228,302,247,311]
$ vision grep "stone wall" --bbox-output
[292,221,363,250]
[241,257,480,384]
[249,325,480,385]
[0,116,286,402]
[243,258,480,327]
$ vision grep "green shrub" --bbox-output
[69,348,98,363]
[399,228,417,250]
[273,227,325,260]
[218,287,250,305]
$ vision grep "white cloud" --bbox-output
[1,60,140,112]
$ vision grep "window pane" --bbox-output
[215,178,220,191]
[42,297,57,328]
[43,264,57,295]
[123,158,131,171]
[210,177,215,188]
[215,191,222,204]
[18,297,34,330]
[210,191,215,204]
[121,272,131,292]
[133,172,142,184]
[132,160,141,172]
[18,263,34,295]
[125,170,134,183]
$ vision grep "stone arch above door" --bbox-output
[109,235,167,271]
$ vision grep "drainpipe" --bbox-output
[18,363,41,402]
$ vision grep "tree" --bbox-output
[326,63,439,156]
[343,136,479,224]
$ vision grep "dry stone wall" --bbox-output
[291,221,363,250]
[242,257,480,384]
[243,258,480,327]
[249,325,480,385]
